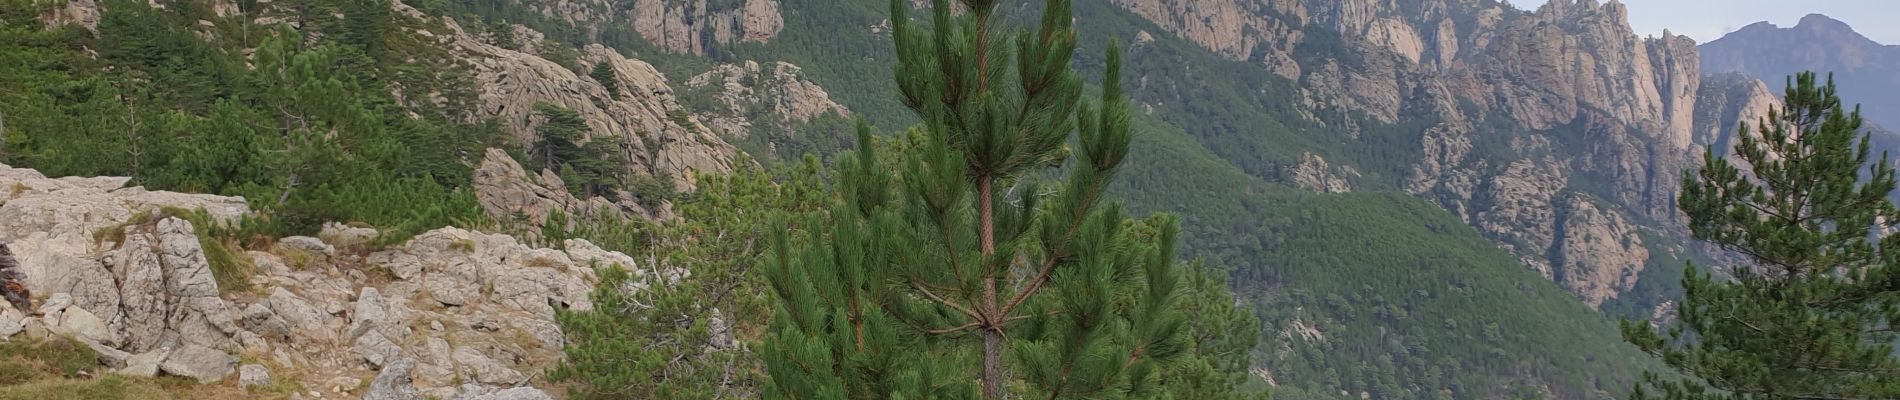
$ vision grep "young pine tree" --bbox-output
[590,62,620,99]
[1623,72,1900,399]
[762,0,1187,398]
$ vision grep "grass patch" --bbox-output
[0,337,102,379]
[0,374,261,400]
[0,338,280,400]
[273,246,318,271]
[0,362,42,385]
[449,238,476,253]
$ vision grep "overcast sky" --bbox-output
[1518,0,1900,44]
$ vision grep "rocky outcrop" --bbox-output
[0,163,248,343]
[1473,159,1568,277]
[684,60,851,140]
[1283,152,1358,193]
[0,162,656,398]
[630,0,783,55]
[471,148,668,228]
[1692,72,1780,152]
[1552,195,1648,308]
[490,0,782,55]
[42,0,101,31]
[407,0,738,189]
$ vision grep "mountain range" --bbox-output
[1702,13,1900,129]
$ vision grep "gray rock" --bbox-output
[158,218,220,297]
[278,236,335,256]
[454,385,554,400]
[561,239,636,271]
[238,364,271,389]
[452,348,525,386]
[20,317,48,339]
[159,344,234,383]
[241,302,291,341]
[237,330,270,353]
[119,349,168,377]
[423,266,482,306]
[489,270,558,318]
[415,362,457,388]
[422,337,453,367]
[37,292,71,315]
[57,306,112,345]
[363,358,421,400]
[347,287,389,340]
[0,318,20,338]
[267,288,333,343]
[157,218,241,350]
[78,337,131,369]
[354,330,402,368]
[111,227,168,352]
[319,222,379,248]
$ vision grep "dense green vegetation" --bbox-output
[0,0,499,242]
[552,160,833,399]
[1236,191,1658,399]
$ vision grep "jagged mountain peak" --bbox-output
[1536,0,1624,20]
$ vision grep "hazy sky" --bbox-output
[1519,0,1900,44]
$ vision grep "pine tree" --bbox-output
[529,102,627,198]
[252,27,368,207]
[342,0,392,56]
[590,62,620,99]
[1624,72,1900,399]
[762,0,1186,398]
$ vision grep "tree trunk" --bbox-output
[978,177,1002,399]
[983,327,1004,399]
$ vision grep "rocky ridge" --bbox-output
[1283,152,1358,193]
[405,0,739,190]
[1113,0,1778,306]
[0,162,668,399]
[684,60,852,141]
[471,147,675,231]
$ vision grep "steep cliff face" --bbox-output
[1552,195,1649,308]
[1692,72,1780,151]
[630,0,784,55]
[684,60,852,141]
[1114,0,1709,305]
[494,0,784,55]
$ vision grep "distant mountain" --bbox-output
[1701,14,1900,127]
